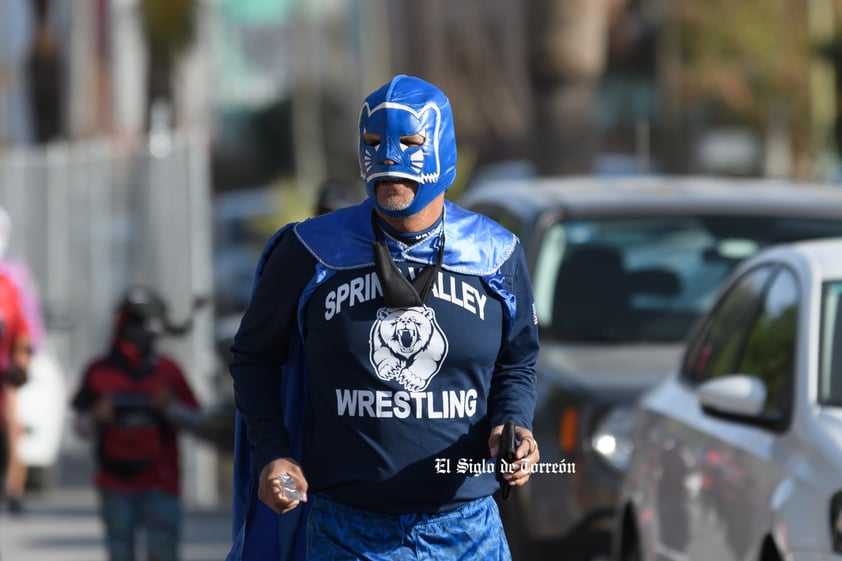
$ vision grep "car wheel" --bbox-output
[498,494,528,559]
[619,506,643,561]
[498,493,564,561]
[759,536,783,561]
[622,546,642,561]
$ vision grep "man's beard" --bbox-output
[378,195,413,212]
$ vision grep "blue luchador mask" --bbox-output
[358,75,457,218]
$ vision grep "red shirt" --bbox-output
[73,353,200,496]
[0,274,30,368]
[0,274,31,428]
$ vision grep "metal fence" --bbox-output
[0,131,222,508]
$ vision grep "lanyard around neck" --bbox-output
[371,210,445,308]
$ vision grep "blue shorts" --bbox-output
[306,494,511,561]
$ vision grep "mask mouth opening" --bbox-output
[377,177,418,187]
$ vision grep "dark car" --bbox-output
[212,186,282,317]
[458,175,842,561]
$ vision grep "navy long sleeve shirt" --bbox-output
[230,203,538,513]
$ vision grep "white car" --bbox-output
[461,176,842,561]
[614,237,842,561]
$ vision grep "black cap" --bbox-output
[118,286,167,323]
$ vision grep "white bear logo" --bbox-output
[369,306,448,391]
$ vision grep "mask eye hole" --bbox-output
[364,132,381,147]
[400,134,424,147]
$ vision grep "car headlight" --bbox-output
[591,406,636,471]
[830,491,842,552]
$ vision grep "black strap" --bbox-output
[371,211,444,308]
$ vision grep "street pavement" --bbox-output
[0,476,233,561]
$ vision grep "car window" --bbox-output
[683,265,798,426]
[535,217,757,342]
[532,214,842,343]
[682,266,774,384]
[819,281,842,405]
[734,267,797,420]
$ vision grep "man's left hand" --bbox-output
[488,424,540,488]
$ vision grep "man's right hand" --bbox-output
[258,457,308,514]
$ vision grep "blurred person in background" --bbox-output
[313,178,365,216]
[228,75,540,561]
[0,206,34,516]
[71,287,204,561]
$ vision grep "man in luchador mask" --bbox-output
[228,75,540,561]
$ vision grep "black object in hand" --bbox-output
[497,420,517,500]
